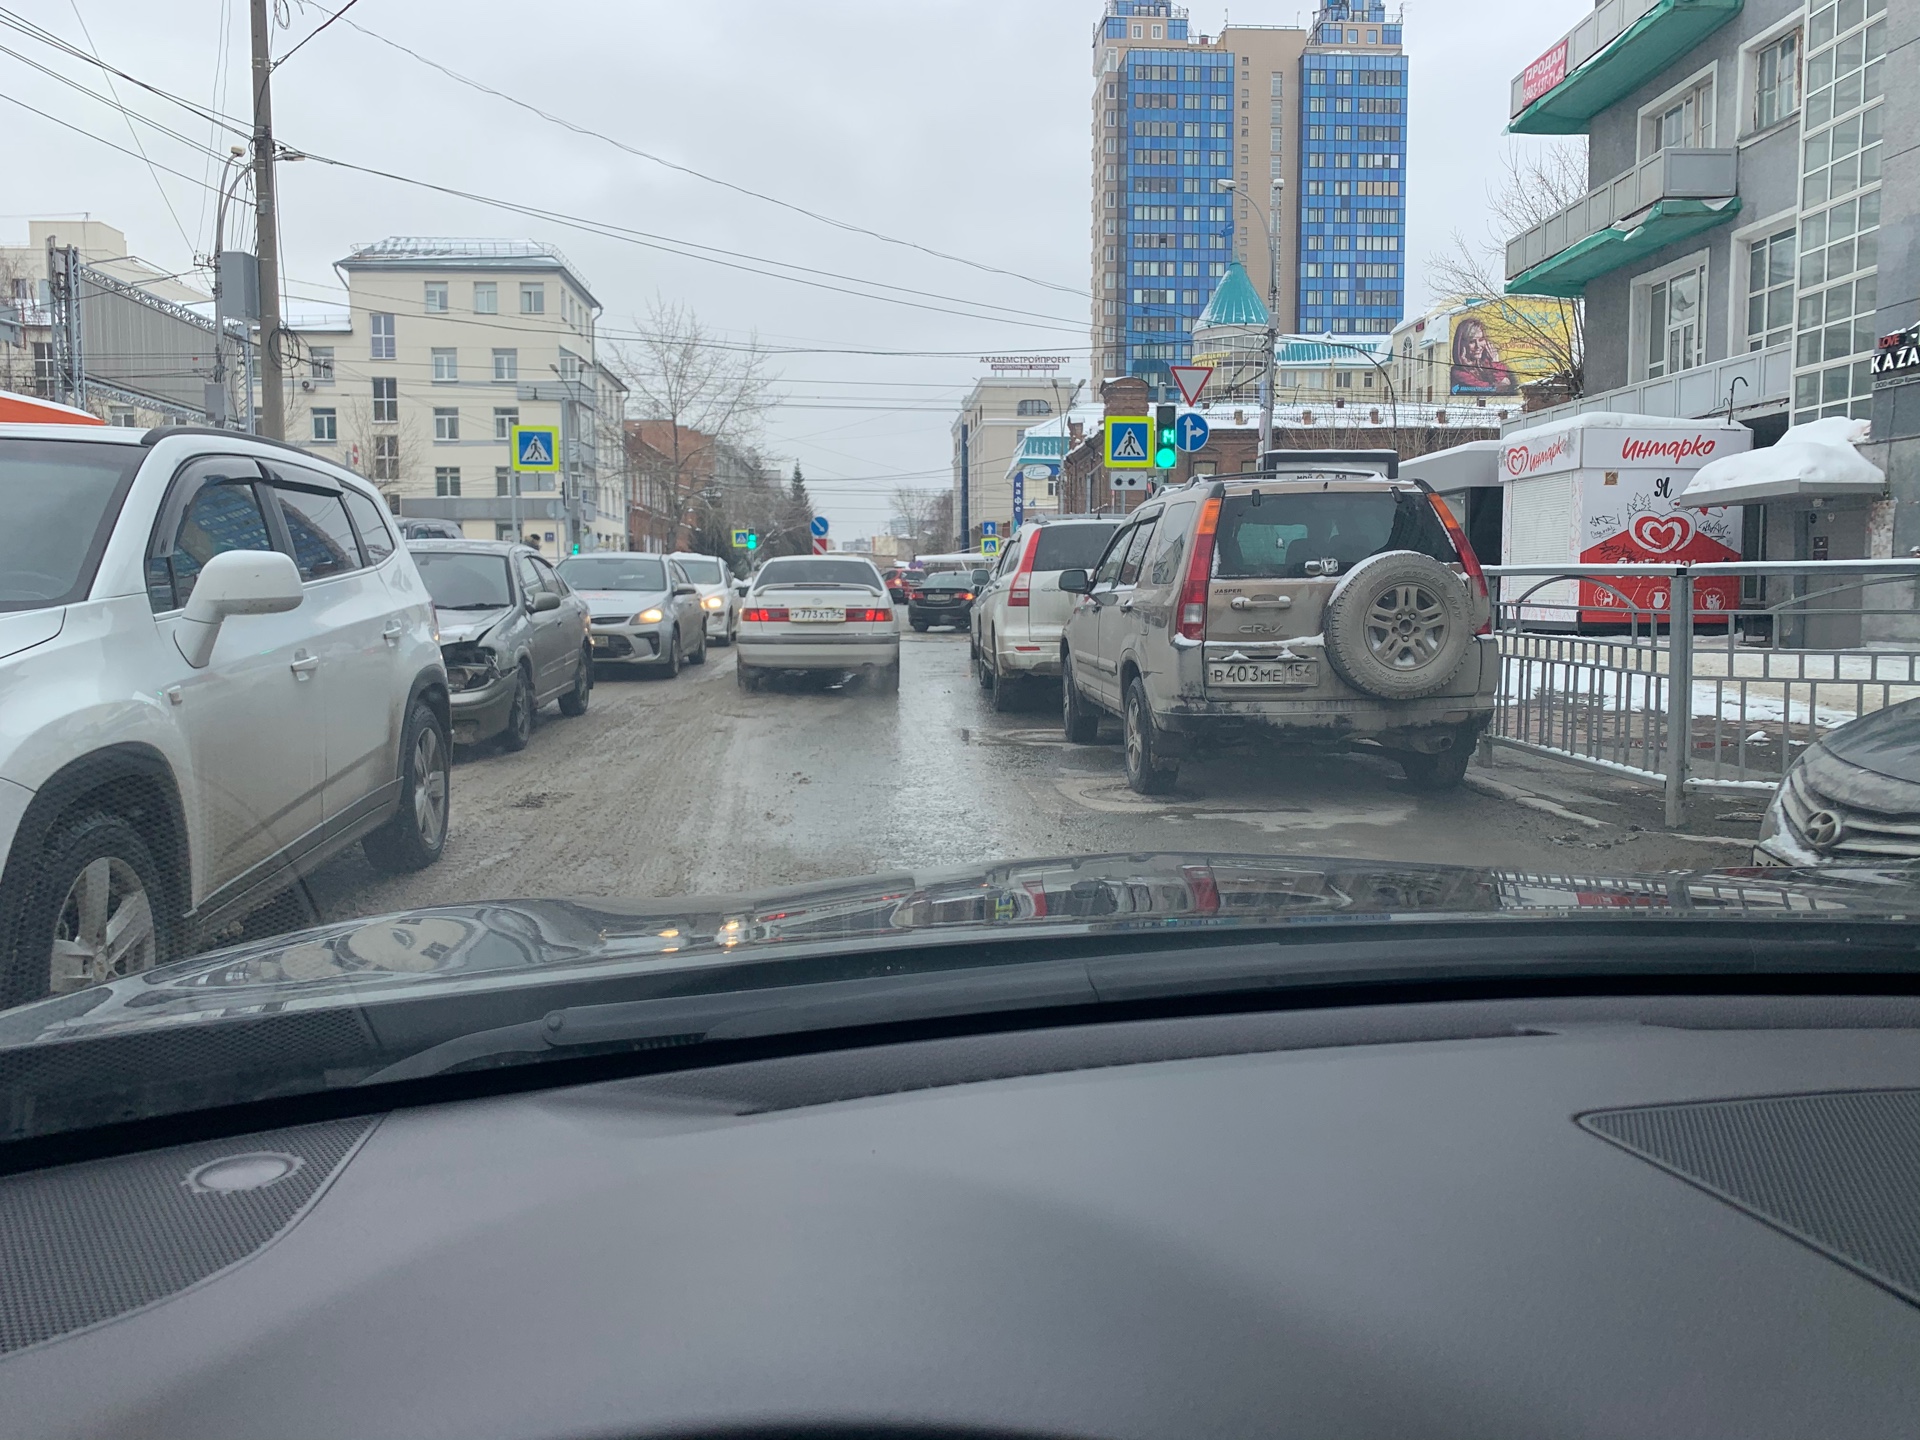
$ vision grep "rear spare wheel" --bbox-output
[1322,550,1471,701]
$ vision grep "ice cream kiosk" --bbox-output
[1498,412,1750,627]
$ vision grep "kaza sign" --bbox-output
[1872,325,1919,388]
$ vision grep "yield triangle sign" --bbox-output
[1169,364,1213,407]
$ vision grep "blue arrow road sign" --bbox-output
[981,521,997,537]
[1176,412,1210,452]
[810,514,830,537]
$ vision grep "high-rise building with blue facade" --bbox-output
[1090,3,1408,381]
[1298,3,1407,336]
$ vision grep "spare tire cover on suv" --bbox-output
[1322,550,1472,701]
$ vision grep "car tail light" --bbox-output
[743,606,788,622]
[845,607,892,621]
[1008,531,1039,607]
[1427,493,1491,636]
[1180,864,1221,915]
[1175,495,1221,641]
[956,592,973,602]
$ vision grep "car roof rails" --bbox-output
[1255,448,1399,479]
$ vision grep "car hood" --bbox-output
[575,588,671,614]
[0,606,64,664]
[6,852,1919,1049]
[434,605,513,644]
[1820,697,1920,785]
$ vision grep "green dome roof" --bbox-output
[1195,261,1269,330]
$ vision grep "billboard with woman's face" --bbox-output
[1442,299,1572,396]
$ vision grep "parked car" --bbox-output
[667,551,739,646]
[1755,697,1920,865]
[1059,459,1496,794]
[557,552,705,676]
[907,573,979,633]
[881,567,916,604]
[410,540,593,749]
[972,516,1124,712]
[737,554,899,694]
[0,422,450,1006]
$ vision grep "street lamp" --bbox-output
[210,145,251,428]
[1218,176,1283,463]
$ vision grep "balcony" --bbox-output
[1508,0,1742,134]
[1505,148,1740,298]
[1500,342,1792,434]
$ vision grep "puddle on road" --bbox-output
[1054,777,1412,832]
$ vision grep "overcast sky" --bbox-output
[3,0,1588,536]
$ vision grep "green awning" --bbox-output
[1509,0,1743,136]
[1506,198,1742,298]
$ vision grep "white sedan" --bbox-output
[736,555,899,694]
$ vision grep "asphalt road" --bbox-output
[301,618,1764,925]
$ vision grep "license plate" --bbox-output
[792,607,844,623]
[1207,660,1318,687]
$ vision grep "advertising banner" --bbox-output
[1444,298,1575,397]
[1520,40,1569,107]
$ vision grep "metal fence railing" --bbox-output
[1483,562,1920,826]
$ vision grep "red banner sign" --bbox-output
[1520,40,1569,107]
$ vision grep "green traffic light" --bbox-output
[570,543,581,555]
[1155,433,1178,468]
[746,531,759,551]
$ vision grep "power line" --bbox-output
[0,6,248,136]
[331,13,1088,301]
[271,0,360,69]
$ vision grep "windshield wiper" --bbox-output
[437,601,509,610]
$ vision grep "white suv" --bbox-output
[970,517,1124,711]
[0,424,451,1007]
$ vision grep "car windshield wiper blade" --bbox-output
[438,601,509,610]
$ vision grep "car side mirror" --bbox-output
[531,591,562,613]
[174,550,304,669]
[673,584,698,597]
[1058,569,1090,594]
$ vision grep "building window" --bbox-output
[1646,264,1705,378]
[106,404,135,426]
[311,408,337,442]
[1016,399,1051,416]
[473,281,498,314]
[1754,30,1800,130]
[494,406,519,440]
[520,282,545,314]
[431,348,458,382]
[434,407,460,441]
[434,466,461,497]
[557,348,581,381]
[370,311,395,360]
[372,434,400,480]
[493,348,518,381]
[372,376,398,423]
[496,466,514,496]
[308,346,334,381]
[1645,76,1713,156]
[1747,227,1796,349]
[424,281,448,313]
[1130,23,1141,37]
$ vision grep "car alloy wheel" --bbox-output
[560,652,591,715]
[1123,677,1177,795]
[411,723,450,849]
[502,668,534,752]
[50,855,156,995]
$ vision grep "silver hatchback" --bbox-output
[557,553,706,677]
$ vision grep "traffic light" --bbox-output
[1153,403,1178,469]
[570,542,581,556]
[746,530,760,551]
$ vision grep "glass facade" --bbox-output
[1119,45,1234,375]
[1298,2,1406,336]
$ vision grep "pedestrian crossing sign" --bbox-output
[981,536,1001,556]
[1105,417,1152,468]
[511,424,560,472]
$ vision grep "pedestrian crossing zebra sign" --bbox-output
[1105,417,1152,468]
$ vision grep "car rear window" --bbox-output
[1213,490,1456,580]
[675,557,724,584]
[415,552,513,609]
[1032,523,1119,572]
[755,559,881,589]
[0,438,144,611]
[922,574,973,591]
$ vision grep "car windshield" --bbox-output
[5,7,1920,1173]
[1213,490,1457,579]
[0,438,143,611]
[558,556,666,591]
[755,559,880,588]
[1033,523,1120,571]
[415,551,514,608]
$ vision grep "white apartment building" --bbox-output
[951,374,1083,543]
[286,238,626,556]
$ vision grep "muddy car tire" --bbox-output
[500,666,534,752]
[1122,677,1178,795]
[1062,654,1100,744]
[1323,550,1472,702]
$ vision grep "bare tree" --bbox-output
[611,297,776,550]
[1427,141,1589,398]
[890,487,953,555]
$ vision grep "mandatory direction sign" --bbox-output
[1105,416,1152,468]
[810,514,830,538]
[1176,412,1211,452]
[510,424,559,472]
[981,521,997,537]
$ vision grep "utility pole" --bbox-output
[958,420,970,549]
[249,0,286,439]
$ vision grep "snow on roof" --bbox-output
[1677,417,1885,506]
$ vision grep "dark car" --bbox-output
[1757,696,1920,865]
[907,572,977,632]
[409,540,594,750]
[886,566,925,604]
